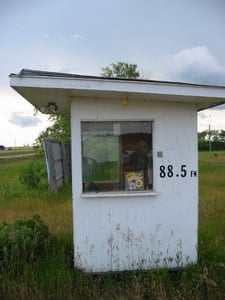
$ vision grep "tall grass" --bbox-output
[198,151,225,294]
[0,156,72,236]
[0,152,224,299]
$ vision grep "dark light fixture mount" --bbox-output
[40,102,58,114]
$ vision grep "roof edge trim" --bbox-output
[9,68,225,89]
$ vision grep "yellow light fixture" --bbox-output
[123,97,129,106]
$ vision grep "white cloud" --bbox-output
[198,112,209,120]
[152,46,225,86]
[198,109,225,132]
[57,32,84,43]
[71,33,83,41]
[9,112,42,128]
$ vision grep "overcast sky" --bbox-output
[1,0,225,146]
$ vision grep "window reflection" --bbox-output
[81,121,153,192]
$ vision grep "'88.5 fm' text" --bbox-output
[159,164,197,178]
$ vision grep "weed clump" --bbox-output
[0,215,51,275]
[19,160,47,189]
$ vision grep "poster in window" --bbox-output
[125,171,144,191]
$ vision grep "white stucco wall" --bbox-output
[71,97,198,272]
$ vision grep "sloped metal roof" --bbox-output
[10,69,225,114]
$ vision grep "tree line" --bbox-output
[198,129,225,151]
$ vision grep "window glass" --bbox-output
[81,121,153,192]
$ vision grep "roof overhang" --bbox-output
[9,69,225,114]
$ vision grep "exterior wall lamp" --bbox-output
[40,102,58,114]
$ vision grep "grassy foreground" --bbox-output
[0,152,224,299]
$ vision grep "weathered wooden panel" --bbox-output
[43,139,71,192]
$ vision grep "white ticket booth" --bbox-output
[10,69,225,272]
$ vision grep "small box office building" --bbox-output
[10,69,225,272]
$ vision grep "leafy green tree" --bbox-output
[198,130,209,151]
[35,114,71,146]
[198,129,225,151]
[218,130,225,142]
[210,130,219,141]
[198,130,208,142]
[101,61,140,78]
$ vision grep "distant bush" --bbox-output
[19,160,47,189]
[198,140,225,151]
[0,215,51,275]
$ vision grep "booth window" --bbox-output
[81,121,153,193]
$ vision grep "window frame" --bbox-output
[81,120,156,197]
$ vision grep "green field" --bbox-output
[0,152,224,299]
[0,148,35,158]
